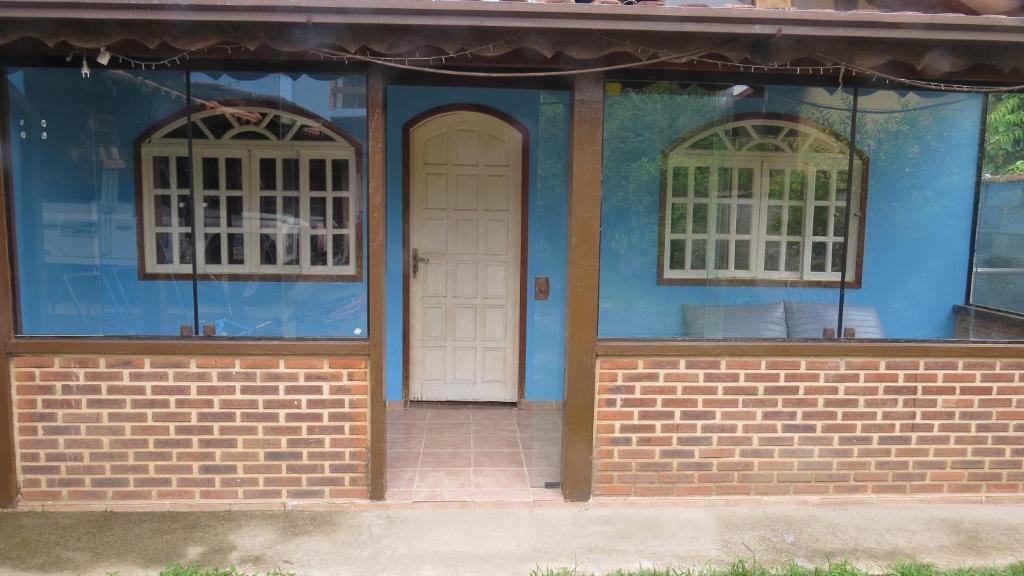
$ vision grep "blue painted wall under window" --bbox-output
[7,68,369,337]
[385,85,570,402]
[599,84,983,340]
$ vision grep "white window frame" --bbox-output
[139,105,361,280]
[660,117,866,286]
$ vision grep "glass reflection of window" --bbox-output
[661,116,866,285]
[139,104,360,279]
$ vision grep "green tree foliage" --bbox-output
[983,93,1024,176]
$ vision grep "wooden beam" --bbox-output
[0,69,17,508]
[366,64,388,501]
[561,72,604,502]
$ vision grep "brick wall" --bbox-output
[11,355,369,503]
[595,357,1024,498]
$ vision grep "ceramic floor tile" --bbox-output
[523,450,560,468]
[419,450,473,469]
[516,421,563,435]
[387,434,425,451]
[527,467,561,487]
[388,421,428,435]
[416,468,472,490]
[472,434,522,451]
[387,450,421,469]
[387,410,429,422]
[471,421,518,435]
[426,409,474,422]
[516,410,563,422]
[422,434,473,451]
[386,469,418,490]
[473,468,529,490]
[407,489,476,502]
[470,410,517,422]
[472,450,525,469]
[518,434,561,451]
[530,487,564,501]
[425,421,472,435]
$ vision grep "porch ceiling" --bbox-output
[0,0,1022,82]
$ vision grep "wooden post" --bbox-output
[0,70,17,507]
[561,72,604,502]
[367,64,388,501]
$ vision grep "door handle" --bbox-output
[412,248,430,278]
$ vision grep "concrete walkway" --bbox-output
[2,502,1024,576]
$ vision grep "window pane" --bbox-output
[811,242,827,272]
[202,157,219,190]
[175,156,191,189]
[814,170,832,201]
[768,169,785,200]
[282,196,299,221]
[669,239,686,270]
[156,233,173,265]
[813,206,828,236]
[179,233,194,265]
[785,241,802,273]
[717,167,732,198]
[259,158,276,191]
[691,239,707,270]
[153,156,171,189]
[832,206,847,237]
[310,197,327,229]
[789,170,806,201]
[225,157,243,190]
[227,196,244,228]
[737,167,754,199]
[310,235,327,266]
[260,196,276,228]
[693,167,710,198]
[260,233,277,265]
[714,239,729,270]
[203,196,220,227]
[735,240,750,271]
[715,204,731,234]
[764,240,781,272]
[155,195,172,227]
[227,233,245,265]
[333,197,350,230]
[692,203,708,234]
[671,166,689,198]
[836,170,850,202]
[283,233,299,266]
[787,205,804,237]
[766,205,783,235]
[205,233,222,265]
[309,159,327,192]
[177,194,193,228]
[331,159,350,192]
[736,205,752,236]
[831,242,845,273]
[282,158,299,191]
[332,234,351,266]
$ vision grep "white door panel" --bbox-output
[409,111,522,402]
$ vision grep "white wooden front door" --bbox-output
[408,111,523,402]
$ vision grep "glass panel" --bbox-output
[310,235,327,266]
[811,242,827,272]
[599,81,855,340]
[260,196,276,228]
[176,195,193,228]
[768,169,785,200]
[693,166,710,198]
[259,158,276,191]
[332,197,350,230]
[155,195,172,227]
[669,239,686,270]
[179,233,194,265]
[671,166,689,198]
[766,205,783,235]
[831,242,845,274]
[225,158,243,191]
[331,159,350,192]
[153,156,171,189]
[283,233,299,266]
[205,233,222,265]
[156,233,173,265]
[332,234,350,266]
[832,206,846,237]
[309,158,327,192]
[310,197,327,229]
[175,156,191,189]
[202,157,219,190]
[227,233,245,265]
[836,170,849,202]
[282,158,299,191]
[789,170,806,201]
[736,205,752,236]
[282,196,299,221]
[764,240,781,272]
[787,206,804,237]
[692,203,708,234]
[227,196,243,228]
[260,233,277,265]
[813,206,829,236]
[203,196,220,227]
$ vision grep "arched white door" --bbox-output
[407,110,523,402]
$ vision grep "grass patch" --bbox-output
[106,564,295,576]
[531,561,1024,576]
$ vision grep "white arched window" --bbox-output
[660,115,867,286]
[138,102,361,280]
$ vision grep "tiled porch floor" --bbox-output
[386,405,564,502]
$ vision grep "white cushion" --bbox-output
[784,301,885,339]
[683,302,788,339]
